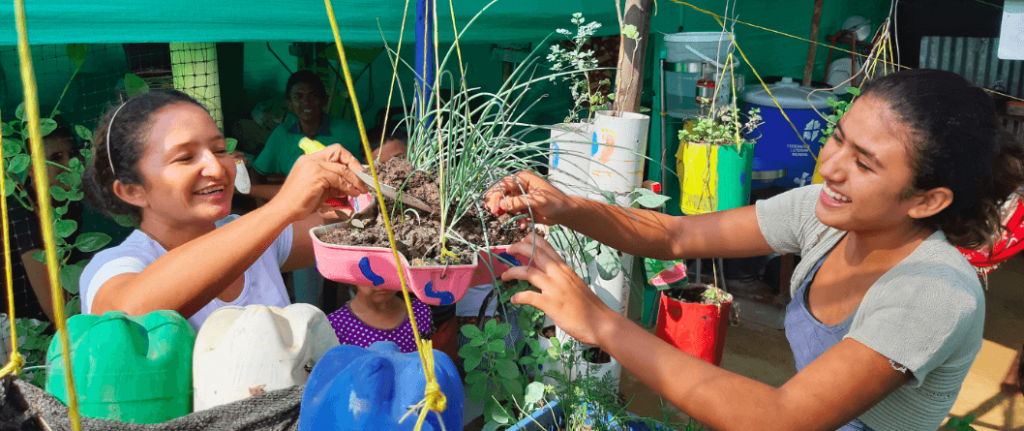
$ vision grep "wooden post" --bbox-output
[612,0,654,113]
[802,0,824,87]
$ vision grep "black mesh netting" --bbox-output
[0,376,302,431]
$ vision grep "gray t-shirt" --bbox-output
[80,215,293,332]
[756,184,985,431]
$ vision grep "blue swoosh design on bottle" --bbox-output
[423,281,454,305]
[498,252,521,267]
[359,257,385,287]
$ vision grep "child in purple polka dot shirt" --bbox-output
[327,284,432,353]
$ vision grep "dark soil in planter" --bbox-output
[663,284,731,306]
[318,157,530,265]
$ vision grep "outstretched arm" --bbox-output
[502,234,909,431]
[91,145,367,318]
[485,171,773,260]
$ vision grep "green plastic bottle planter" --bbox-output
[677,141,754,215]
[46,310,196,424]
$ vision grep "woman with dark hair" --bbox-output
[486,69,1024,431]
[79,90,366,331]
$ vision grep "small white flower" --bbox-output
[556,29,572,36]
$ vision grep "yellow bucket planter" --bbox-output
[677,140,755,215]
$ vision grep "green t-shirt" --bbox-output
[253,113,362,175]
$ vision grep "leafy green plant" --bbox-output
[508,336,705,431]
[0,317,52,387]
[5,102,111,318]
[945,414,977,431]
[678,103,763,149]
[819,87,860,144]
[548,13,612,123]
[459,308,560,430]
[1,45,113,385]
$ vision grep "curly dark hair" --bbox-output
[82,91,207,224]
[860,69,1024,249]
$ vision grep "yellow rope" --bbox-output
[372,0,411,155]
[12,0,82,429]
[669,0,1024,103]
[321,1,446,427]
[0,103,27,379]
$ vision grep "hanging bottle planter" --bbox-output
[193,304,339,411]
[589,111,651,195]
[548,122,594,197]
[298,342,463,431]
[312,221,521,306]
[46,311,195,424]
[656,285,733,366]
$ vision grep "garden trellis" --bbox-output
[0,43,223,131]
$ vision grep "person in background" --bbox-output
[362,122,408,166]
[2,123,85,325]
[327,283,433,354]
[252,70,362,177]
[248,70,362,308]
[79,90,366,331]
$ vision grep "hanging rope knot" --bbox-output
[0,351,26,378]
[419,339,447,413]
[423,380,447,412]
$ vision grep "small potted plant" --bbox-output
[677,97,763,215]
[546,13,612,197]
[645,258,733,366]
[311,6,574,306]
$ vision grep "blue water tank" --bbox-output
[299,342,463,431]
[744,77,834,189]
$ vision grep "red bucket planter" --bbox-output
[310,223,521,306]
[655,288,732,366]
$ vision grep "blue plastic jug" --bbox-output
[299,342,463,431]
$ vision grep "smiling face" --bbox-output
[286,81,326,124]
[814,95,932,234]
[123,102,234,227]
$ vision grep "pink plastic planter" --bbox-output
[310,222,522,306]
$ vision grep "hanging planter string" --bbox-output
[3,0,84,430]
[321,1,447,430]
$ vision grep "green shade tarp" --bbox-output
[0,0,630,45]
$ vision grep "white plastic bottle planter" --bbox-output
[553,327,621,388]
[589,111,651,195]
[549,122,593,197]
[193,304,339,410]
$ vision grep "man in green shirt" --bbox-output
[253,70,362,175]
[249,70,362,308]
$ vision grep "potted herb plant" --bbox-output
[546,13,612,197]
[644,258,733,366]
[677,98,763,215]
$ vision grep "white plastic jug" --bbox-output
[193,304,339,410]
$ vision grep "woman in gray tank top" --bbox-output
[486,69,1024,431]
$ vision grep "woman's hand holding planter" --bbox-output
[269,144,367,222]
